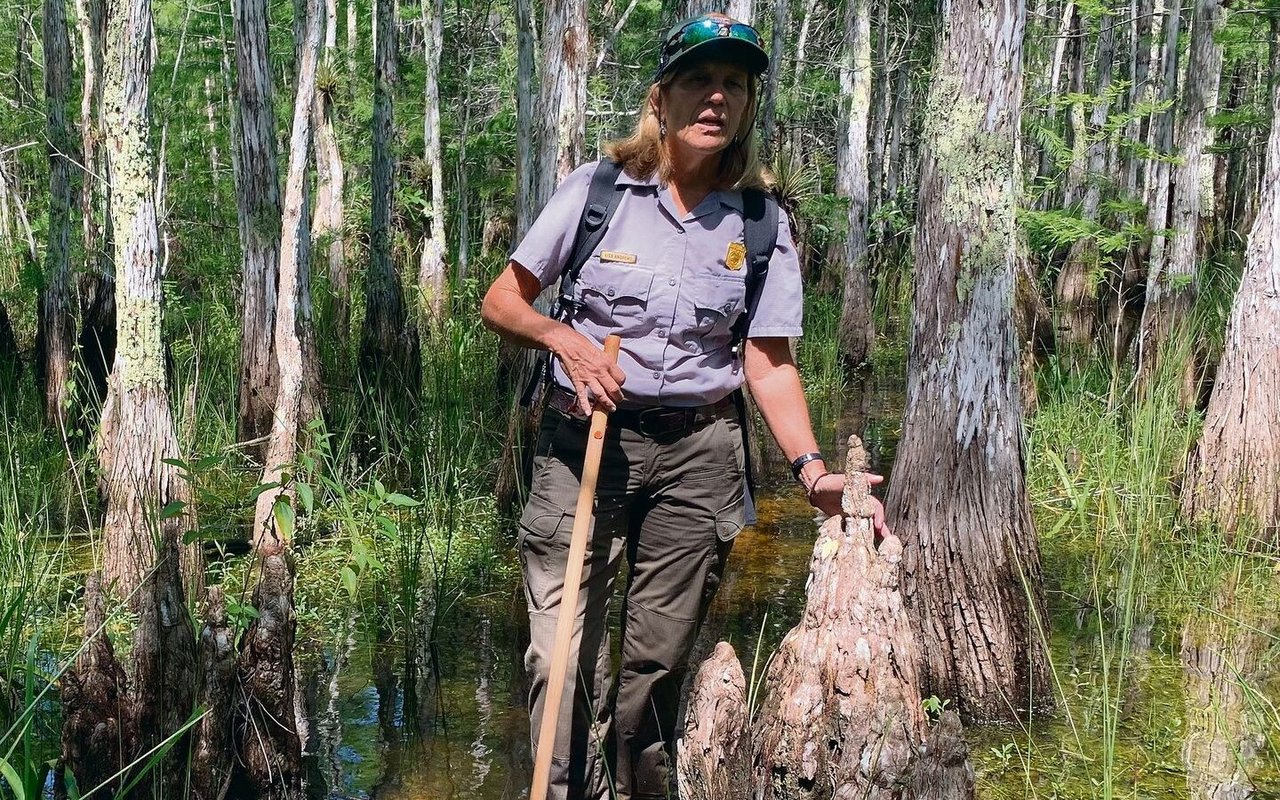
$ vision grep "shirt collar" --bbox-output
[614,166,744,213]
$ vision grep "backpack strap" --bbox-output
[520,159,627,407]
[731,187,780,354]
[551,158,627,323]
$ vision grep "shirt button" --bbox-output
[668,277,677,286]
[656,329,666,337]
[652,371,661,379]
[722,303,733,313]
[607,288,616,297]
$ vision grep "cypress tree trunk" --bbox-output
[759,0,787,157]
[835,0,874,370]
[232,0,283,449]
[97,0,198,599]
[535,0,588,212]
[359,0,419,398]
[514,0,537,240]
[1140,0,1224,374]
[885,0,1051,721]
[313,0,347,351]
[416,0,447,324]
[1181,73,1280,539]
[1054,5,1116,368]
[75,0,115,418]
[38,0,77,432]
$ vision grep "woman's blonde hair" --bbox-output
[605,68,770,192]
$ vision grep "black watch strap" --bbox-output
[790,452,825,482]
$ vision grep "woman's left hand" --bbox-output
[807,471,890,541]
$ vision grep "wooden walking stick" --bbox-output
[530,333,622,800]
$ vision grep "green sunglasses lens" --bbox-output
[668,19,762,55]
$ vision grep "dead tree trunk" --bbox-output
[416,0,447,324]
[359,0,419,401]
[38,0,77,433]
[252,0,321,548]
[232,0,284,449]
[313,11,347,353]
[835,0,875,370]
[535,0,588,211]
[678,642,751,800]
[884,0,1051,721]
[1181,72,1280,540]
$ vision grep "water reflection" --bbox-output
[1180,579,1276,800]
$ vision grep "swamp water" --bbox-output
[293,378,1280,799]
[30,379,1278,798]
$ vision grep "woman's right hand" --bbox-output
[550,325,627,415]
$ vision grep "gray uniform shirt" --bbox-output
[511,160,805,407]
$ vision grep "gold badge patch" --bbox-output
[725,242,746,271]
[600,250,638,264]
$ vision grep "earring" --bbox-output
[659,120,667,138]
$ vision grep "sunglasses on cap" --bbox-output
[656,16,769,81]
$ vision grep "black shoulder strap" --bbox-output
[553,158,626,321]
[521,159,626,408]
[732,188,780,351]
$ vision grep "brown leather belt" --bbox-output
[546,387,735,439]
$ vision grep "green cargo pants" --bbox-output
[519,407,746,800]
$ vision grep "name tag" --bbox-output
[600,250,638,264]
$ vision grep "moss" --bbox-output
[922,73,1017,302]
[116,295,163,389]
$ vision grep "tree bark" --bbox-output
[753,440,943,798]
[313,35,347,349]
[1054,5,1117,368]
[189,587,237,800]
[232,0,284,450]
[55,576,133,798]
[1140,0,1224,373]
[234,546,303,797]
[359,0,419,399]
[1182,73,1280,539]
[16,10,35,108]
[38,0,77,433]
[534,0,589,214]
[75,0,117,418]
[885,0,1051,721]
[416,0,447,325]
[835,0,874,370]
[252,0,321,549]
[96,0,198,600]
[758,0,788,157]
[678,642,751,800]
[514,0,537,240]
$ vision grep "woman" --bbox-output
[481,14,887,800]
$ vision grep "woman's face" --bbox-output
[658,59,752,164]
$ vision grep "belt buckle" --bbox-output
[636,407,691,438]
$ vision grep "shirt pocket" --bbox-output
[687,273,747,348]
[573,258,655,336]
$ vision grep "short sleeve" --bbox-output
[509,161,599,290]
[746,209,804,338]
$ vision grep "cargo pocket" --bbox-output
[714,494,746,542]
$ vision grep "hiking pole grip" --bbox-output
[530,334,622,800]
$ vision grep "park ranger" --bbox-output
[481,13,888,799]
